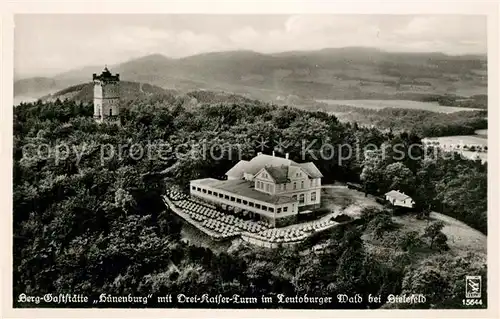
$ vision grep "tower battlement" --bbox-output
[93,66,120,82]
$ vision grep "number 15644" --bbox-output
[462,299,483,306]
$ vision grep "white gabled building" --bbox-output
[385,190,415,208]
[190,152,323,227]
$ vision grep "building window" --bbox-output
[191,186,195,190]
[224,195,229,200]
[208,190,212,195]
[281,184,285,191]
[301,181,304,189]
[236,198,241,203]
[311,179,315,187]
[283,206,288,212]
[109,108,112,116]
[293,182,297,190]
[311,192,316,201]
[292,195,297,200]
[196,187,201,192]
[266,184,270,192]
[277,208,282,213]
[202,189,207,193]
[243,200,248,205]
[230,196,235,202]
[268,207,274,212]
[249,202,254,207]
[255,204,261,209]
[299,194,305,204]
[219,193,223,198]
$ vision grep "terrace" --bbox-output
[164,188,341,245]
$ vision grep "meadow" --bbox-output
[317,99,482,113]
[429,135,488,146]
[424,133,488,163]
[475,129,488,137]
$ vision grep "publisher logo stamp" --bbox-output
[465,276,481,299]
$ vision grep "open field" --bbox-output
[475,129,488,137]
[321,185,486,257]
[392,212,487,256]
[428,135,488,146]
[424,130,488,162]
[317,99,482,113]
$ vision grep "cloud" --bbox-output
[227,15,486,54]
[227,16,390,52]
[401,16,486,54]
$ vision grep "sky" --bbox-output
[14,14,487,78]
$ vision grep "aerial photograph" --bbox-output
[12,14,488,310]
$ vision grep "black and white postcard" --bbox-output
[1,1,499,318]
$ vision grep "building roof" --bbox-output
[297,162,324,178]
[385,190,412,201]
[191,177,220,185]
[225,153,323,180]
[244,154,293,176]
[191,178,296,205]
[225,160,249,179]
[263,166,290,184]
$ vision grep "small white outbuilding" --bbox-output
[385,190,415,208]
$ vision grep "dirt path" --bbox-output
[321,185,348,189]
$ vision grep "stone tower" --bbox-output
[93,66,120,123]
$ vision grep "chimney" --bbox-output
[272,151,275,157]
[285,153,289,159]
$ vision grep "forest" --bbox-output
[298,101,487,137]
[13,94,487,308]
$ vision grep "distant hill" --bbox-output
[14,77,58,98]
[15,47,487,104]
[39,81,177,104]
